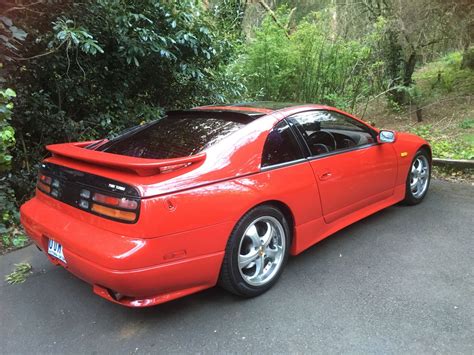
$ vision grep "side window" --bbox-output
[287,110,375,157]
[262,120,303,167]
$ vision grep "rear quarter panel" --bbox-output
[140,161,322,255]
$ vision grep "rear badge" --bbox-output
[108,183,126,191]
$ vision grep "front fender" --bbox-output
[392,132,431,185]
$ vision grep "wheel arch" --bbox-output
[419,144,432,163]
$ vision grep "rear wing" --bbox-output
[46,142,206,177]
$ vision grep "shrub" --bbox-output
[0,87,27,250]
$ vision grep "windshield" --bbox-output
[96,115,245,159]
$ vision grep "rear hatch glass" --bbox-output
[96,113,249,159]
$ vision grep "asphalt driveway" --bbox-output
[1,180,473,354]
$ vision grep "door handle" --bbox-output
[319,172,333,181]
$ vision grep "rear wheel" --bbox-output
[218,205,291,297]
[403,149,431,205]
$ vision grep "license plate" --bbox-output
[48,239,66,263]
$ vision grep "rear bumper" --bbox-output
[20,197,228,307]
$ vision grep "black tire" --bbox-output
[402,148,431,205]
[218,204,291,297]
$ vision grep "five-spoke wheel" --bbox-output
[219,205,290,297]
[409,154,429,198]
[403,149,431,205]
[238,216,285,287]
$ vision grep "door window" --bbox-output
[262,120,304,167]
[288,111,376,156]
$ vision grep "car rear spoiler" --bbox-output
[46,142,206,177]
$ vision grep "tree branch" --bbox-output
[11,40,66,61]
[419,38,442,48]
[258,0,290,39]
[3,1,44,14]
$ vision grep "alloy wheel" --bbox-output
[410,155,430,198]
[237,216,286,287]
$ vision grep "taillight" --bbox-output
[37,173,52,194]
[80,190,139,222]
[92,192,138,209]
[39,174,52,185]
[37,173,60,197]
[37,163,140,223]
[37,181,51,193]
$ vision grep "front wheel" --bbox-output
[218,205,291,297]
[403,149,431,205]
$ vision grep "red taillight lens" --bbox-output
[118,199,138,209]
[93,193,119,206]
[37,173,52,194]
[90,192,139,222]
[39,174,52,185]
[93,192,138,210]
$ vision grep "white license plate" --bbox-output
[48,239,66,263]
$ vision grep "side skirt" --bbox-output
[290,184,406,255]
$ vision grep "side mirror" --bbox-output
[377,130,396,143]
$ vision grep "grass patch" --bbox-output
[414,52,474,98]
[5,262,32,284]
[462,133,474,146]
[459,118,474,130]
[410,125,474,160]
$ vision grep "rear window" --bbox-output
[97,116,245,159]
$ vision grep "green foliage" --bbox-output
[0,88,16,170]
[2,228,28,249]
[53,18,104,56]
[5,262,32,284]
[411,125,474,160]
[233,8,387,110]
[0,86,23,251]
[459,118,474,130]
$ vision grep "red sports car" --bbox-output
[20,102,431,307]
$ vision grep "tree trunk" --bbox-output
[403,52,417,86]
[389,51,418,105]
[416,106,423,122]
